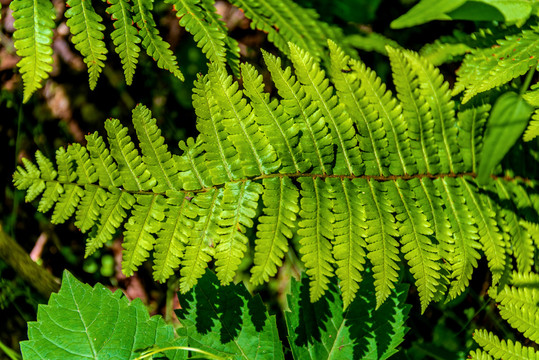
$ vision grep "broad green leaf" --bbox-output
[20,271,187,360]
[391,0,531,28]
[448,0,532,23]
[390,0,466,29]
[477,92,533,185]
[176,270,285,360]
[285,270,410,360]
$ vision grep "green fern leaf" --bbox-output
[388,47,440,175]
[51,184,85,224]
[402,49,461,174]
[298,177,335,302]
[263,50,333,175]
[193,74,243,184]
[494,285,539,343]
[85,190,135,256]
[105,118,156,191]
[361,178,400,307]
[473,329,539,360]
[215,181,262,284]
[122,194,166,276]
[68,143,98,184]
[65,0,108,90]
[13,158,46,202]
[86,132,122,189]
[251,177,299,285]
[106,0,141,85]
[175,137,211,190]
[469,349,495,360]
[74,185,107,233]
[331,178,367,308]
[10,0,55,102]
[291,42,362,176]
[523,109,539,142]
[392,178,440,313]
[208,64,279,177]
[241,62,309,174]
[132,0,184,81]
[349,52,415,175]
[457,104,490,174]
[437,177,481,299]
[132,104,182,192]
[153,191,194,282]
[179,188,221,293]
[455,27,539,103]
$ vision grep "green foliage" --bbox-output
[20,271,187,360]
[13,43,539,312]
[19,268,409,360]
[11,0,344,102]
[476,92,533,185]
[285,270,409,360]
[469,274,539,360]
[391,0,533,29]
[10,0,55,102]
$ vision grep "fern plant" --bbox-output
[9,0,344,102]
[468,271,539,360]
[12,41,539,313]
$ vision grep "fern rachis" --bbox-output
[13,43,539,310]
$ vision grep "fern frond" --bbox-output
[131,0,184,81]
[122,194,166,275]
[468,349,494,360]
[152,191,193,282]
[298,177,334,302]
[387,47,439,175]
[193,74,242,184]
[180,188,221,292]
[215,181,262,284]
[392,178,440,313]
[208,64,279,176]
[291,42,362,176]
[176,137,210,190]
[331,178,366,308]
[361,178,400,308]
[106,0,141,85]
[85,190,135,256]
[13,45,539,310]
[473,329,539,360]
[167,0,229,69]
[523,109,539,142]
[454,27,539,103]
[263,50,333,174]
[105,118,156,191]
[349,52,415,176]
[241,62,309,174]
[495,179,534,274]
[10,0,55,102]
[251,177,299,285]
[229,0,327,58]
[437,177,481,299]
[86,133,122,189]
[461,178,505,285]
[65,0,108,90]
[402,49,462,174]
[457,104,490,173]
[74,185,107,232]
[132,104,182,192]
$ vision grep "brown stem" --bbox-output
[0,224,60,298]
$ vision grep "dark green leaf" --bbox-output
[20,271,187,360]
[176,270,284,360]
[477,91,533,185]
[285,270,410,360]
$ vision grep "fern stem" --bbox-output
[520,67,535,95]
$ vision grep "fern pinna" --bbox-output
[10,0,343,102]
[13,42,539,311]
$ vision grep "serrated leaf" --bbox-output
[285,270,409,360]
[20,271,187,360]
[176,269,285,360]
